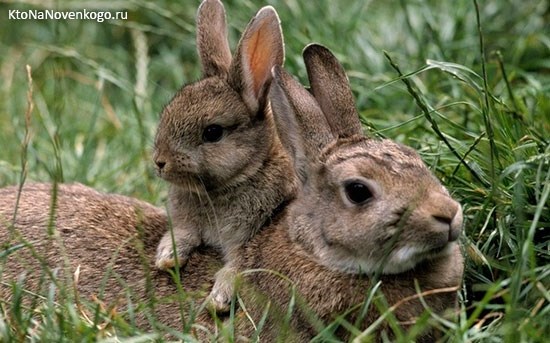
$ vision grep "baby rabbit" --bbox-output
[152,0,296,312]
[232,44,465,341]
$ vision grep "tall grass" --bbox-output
[0,0,548,341]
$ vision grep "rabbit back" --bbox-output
[0,183,222,337]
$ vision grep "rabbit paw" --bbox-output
[155,249,181,270]
[208,268,236,313]
[155,234,187,270]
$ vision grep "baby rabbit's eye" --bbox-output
[344,181,373,205]
[203,124,224,143]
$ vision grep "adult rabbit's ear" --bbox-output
[269,66,333,180]
[303,44,363,138]
[196,0,233,77]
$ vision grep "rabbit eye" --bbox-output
[202,124,224,143]
[344,181,373,205]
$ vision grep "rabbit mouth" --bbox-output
[416,242,453,262]
[161,172,217,192]
[383,242,453,274]
[426,244,448,255]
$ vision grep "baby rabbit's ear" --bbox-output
[196,0,232,77]
[270,66,333,178]
[303,44,363,138]
[229,6,284,113]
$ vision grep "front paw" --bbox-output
[155,235,186,270]
[208,267,237,313]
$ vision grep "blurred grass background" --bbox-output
[0,0,548,341]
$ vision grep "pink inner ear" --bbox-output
[244,22,274,97]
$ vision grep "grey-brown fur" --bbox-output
[238,221,463,342]
[233,44,465,341]
[152,0,296,312]
[0,181,462,341]
[0,43,465,341]
[0,183,218,338]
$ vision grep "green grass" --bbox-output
[1,0,549,341]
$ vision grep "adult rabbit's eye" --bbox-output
[344,181,373,205]
[202,124,224,143]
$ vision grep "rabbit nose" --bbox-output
[432,203,463,242]
[449,205,463,241]
[155,160,166,170]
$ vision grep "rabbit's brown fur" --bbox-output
[232,44,465,341]
[152,0,297,312]
[0,182,462,341]
[0,42,464,342]
[0,183,220,337]
[238,221,463,342]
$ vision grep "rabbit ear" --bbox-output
[229,6,284,113]
[196,0,232,77]
[270,66,333,176]
[303,44,363,138]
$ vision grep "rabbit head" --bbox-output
[270,44,463,276]
[153,0,284,192]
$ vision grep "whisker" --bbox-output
[197,176,221,242]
